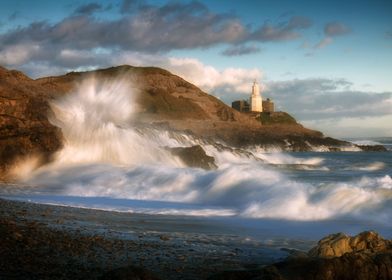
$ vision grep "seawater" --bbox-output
[1,77,391,242]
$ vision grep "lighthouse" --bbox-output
[250,81,262,112]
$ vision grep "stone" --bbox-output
[168,145,217,170]
[208,231,392,280]
[309,231,392,258]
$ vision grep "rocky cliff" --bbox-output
[0,65,385,178]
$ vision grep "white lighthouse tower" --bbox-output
[250,81,262,112]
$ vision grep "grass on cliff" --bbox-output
[257,112,297,125]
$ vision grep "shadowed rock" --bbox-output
[208,231,392,280]
[356,144,387,152]
[169,145,217,170]
[309,231,392,258]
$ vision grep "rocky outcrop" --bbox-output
[168,145,217,170]
[308,231,392,258]
[0,68,63,179]
[208,231,392,280]
[356,144,388,152]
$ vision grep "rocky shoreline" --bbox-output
[1,198,391,280]
[0,65,387,180]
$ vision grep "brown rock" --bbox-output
[169,145,217,170]
[208,231,392,280]
[309,231,392,258]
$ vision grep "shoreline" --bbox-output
[2,197,392,279]
[0,198,289,279]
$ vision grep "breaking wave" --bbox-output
[2,77,391,226]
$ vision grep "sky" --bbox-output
[0,0,391,138]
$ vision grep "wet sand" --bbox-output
[0,198,291,279]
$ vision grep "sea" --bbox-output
[1,77,391,248]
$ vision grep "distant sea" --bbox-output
[344,137,392,151]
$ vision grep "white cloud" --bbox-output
[167,57,262,93]
[302,115,392,138]
[111,52,263,95]
[314,37,333,49]
[0,44,40,65]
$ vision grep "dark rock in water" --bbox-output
[169,145,217,170]
[356,144,388,152]
[208,231,392,280]
[100,266,160,280]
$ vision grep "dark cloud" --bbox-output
[121,0,144,13]
[0,1,313,71]
[0,3,246,55]
[221,45,261,56]
[74,3,102,15]
[307,21,350,52]
[264,78,391,120]
[251,16,312,42]
[324,21,351,36]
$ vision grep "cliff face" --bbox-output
[0,65,371,177]
[0,67,63,178]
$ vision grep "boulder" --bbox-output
[208,231,392,280]
[309,231,392,258]
[168,145,217,170]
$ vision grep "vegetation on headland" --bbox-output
[257,111,297,125]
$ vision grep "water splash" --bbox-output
[47,76,181,167]
[3,77,391,226]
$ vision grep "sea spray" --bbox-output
[47,76,182,167]
[2,77,392,228]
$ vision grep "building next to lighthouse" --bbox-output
[231,81,274,114]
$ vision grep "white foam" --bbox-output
[5,76,391,225]
[351,140,383,146]
[348,162,386,171]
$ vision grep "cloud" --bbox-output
[221,45,261,56]
[314,37,333,49]
[165,57,262,94]
[0,44,41,65]
[324,21,351,36]
[0,1,312,71]
[110,53,262,95]
[0,5,246,55]
[263,78,392,121]
[302,115,392,138]
[251,16,312,42]
[73,3,103,15]
[121,0,144,13]
[307,21,350,53]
